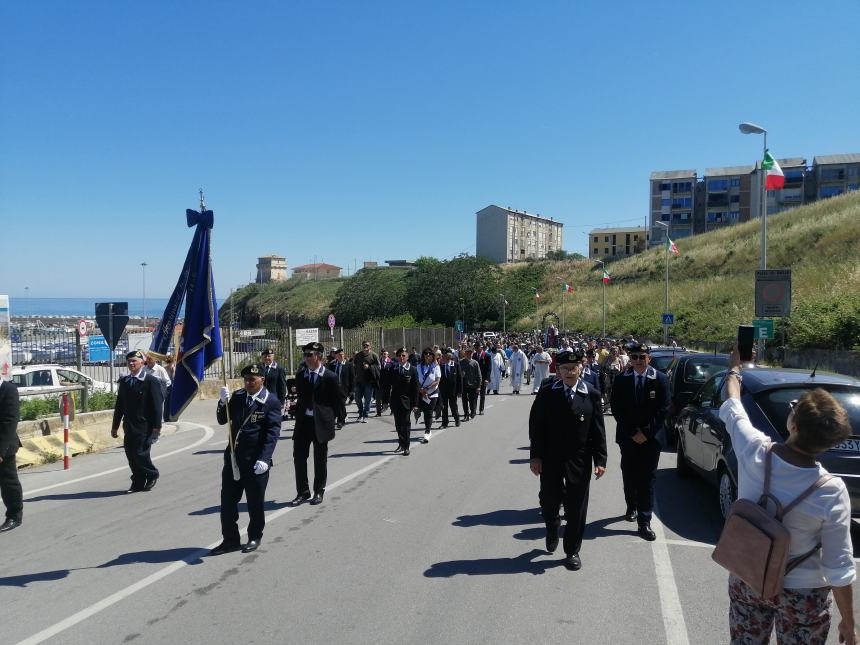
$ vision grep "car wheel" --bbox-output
[676,438,691,478]
[718,468,737,520]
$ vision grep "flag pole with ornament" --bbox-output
[595,260,608,337]
[561,282,573,331]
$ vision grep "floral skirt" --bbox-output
[728,575,831,644]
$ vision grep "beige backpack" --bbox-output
[712,444,831,598]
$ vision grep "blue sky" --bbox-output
[1,1,858,299]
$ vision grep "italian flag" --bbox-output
[563,283,573,293]
[534,289,541,300]
[762,150,785,190]
[602,270,611,284]
[666,237,680,256]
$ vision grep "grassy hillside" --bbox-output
[524,191,860,348]
[223,277,345,328]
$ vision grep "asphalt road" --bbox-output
[3,385,859,644]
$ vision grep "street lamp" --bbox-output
[554,275,567,332]
[593,260,607,337]
[140,262,147,329]
[24,286,29,322]
[655,221,671,344]
[499,294,507,333]
[739,122,768,271]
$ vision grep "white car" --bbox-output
[482,332,498,340]
[10,365,112,397]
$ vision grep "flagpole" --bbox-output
[595,260,606,337]
[664,236,670,345]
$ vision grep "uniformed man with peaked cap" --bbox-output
[529,349,607,570]
[211,363,282,555]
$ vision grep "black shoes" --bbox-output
[638,524,657,541]
[209,541,241,556]
[564,553,582,571]
[143,478,158,492]
[126,486,144,494]
[310,492,324,505]
[455,420,460,427]
[545,524,559,554]
[393,446,403,454]
[290,492,311,506]
[242,540,260,554]
[403,449,410,456]
[0,517,21,532]
[624,509,637,522]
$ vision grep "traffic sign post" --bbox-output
[755,269,791,317]
[78,320,88,337]
[752,319,775,340]
[662,313,674,326]
[96,302,129,394]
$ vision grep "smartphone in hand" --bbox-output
[738,325,755,362]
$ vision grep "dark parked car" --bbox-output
[664,353,729,443]
[648,348,693,374]
[675,367,860,520]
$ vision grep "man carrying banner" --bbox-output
[211,364,281,555]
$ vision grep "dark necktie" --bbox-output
[337,364,341,377]
[246,395,253,408]
[636,375,644,404]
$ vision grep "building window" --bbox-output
[847,166,859,177]
[730,177,741,188]
[593,236,598,242]
[784,170,804,183]
[659,181,671,191]
[672,197,692,208]
[661,214,670,222]
[661,198,671,207]
[604,248,609,255]
[821,168,845,182]
[633,235,638,241]
[672,181,692,192]
[604,236,609,243]
[730,194,740,203]
[729,211,740,220]
[847,183,859,192]
[708,179,729,191]
[820,186,844,198]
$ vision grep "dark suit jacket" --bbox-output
[295,366,343,443]
[439,361,463,397]
[529,378,607,477]
[263,363,287,404]
[0,380,21,457]
[382,363,419,412]
[112,372,164,435]
[476,351,492,382]
[216,387,281,464]
[353,351,380,387]
[327,360,355,398]
[581,366,602,395]
[610,366,670,445]
[459,358,482,391]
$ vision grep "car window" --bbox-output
[755,387,860,437]
[16,370,54,387]
[697,376,720,408]
[57,369,89,385]
[651,355,676,371]
[684,357,729,385]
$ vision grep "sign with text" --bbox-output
[128,332,153,353]
[752,319,775,340]
[88,335,111,362]
[295,328,319,346]
[755,269,791,317]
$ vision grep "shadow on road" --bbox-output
[0,568,71,587]
[98,547,207,568]
[192,449,225,455]
[330,450,390,458]
[583,515,640,540]
[26,490,128,502]
[452,508,541,528]
[653,466,724,545]
[509,458,530,465]
[189,500,292,516]
[424,549,561,577]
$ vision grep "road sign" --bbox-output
[662,313,674,325]
[95,302,129,350]
[755,269,791,317]
[295,328,319,346]
[455,320,464,332]
[752,319,775,340]
[327,314,336,330]
[88,335,111,361]
[78,320,88,336]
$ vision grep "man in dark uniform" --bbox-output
[610,342,670,541]
[475,343,492,415]
[327,347,354,429]
[353,340,380,423]
[438,348,462,428]
[0,377,23,532]
[261,348,287,406]
[111,350,164,493]
[459,347,482,421]
[382,347,419,455]
[291,342,343,506]
[211,364,281,555]
[581,350,602,394]
[529,349,607,570]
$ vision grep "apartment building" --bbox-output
[751,157,807,217]
[812,153,860,199]
[476,205,564,263]
[589,227,648,260]
[702,164,754,232]
[649,170,696,244]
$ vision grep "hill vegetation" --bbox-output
[221,191,860,349]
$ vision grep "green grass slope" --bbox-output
[525,191,860,348]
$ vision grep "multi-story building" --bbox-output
[751,157,807,217]
[291,263,342,280]
[812,153,860,200]
[702,165,754,233]
[475,205,563,263]
[255,255,287,283]
[649,170,696,244]
[589,227,648,260]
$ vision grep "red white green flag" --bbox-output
[762,150,785,190]
[534,289,541,300]
[602,270,611,284]
[563,283,573,293]
[666,237,680,256]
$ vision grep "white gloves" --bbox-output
[253,460,269,475]
[219,386,230,403]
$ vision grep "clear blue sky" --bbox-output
[2,1,857,299]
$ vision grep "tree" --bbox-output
[330,268,410,328]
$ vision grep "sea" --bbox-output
[7,297,226,319]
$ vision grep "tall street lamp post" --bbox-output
[655,221,671,344]
[140,262,147,329]
[593,260,607,337]
[739,122,768,271]
[24,286,30,322]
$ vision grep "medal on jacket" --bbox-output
[580,414,585,422]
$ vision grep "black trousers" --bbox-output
[478,382,487,412]
[293,416,328,495]
[0,452,23,521]
[123,431,159,488]
[220,452,269,543]
[392,407,412,450]
[462,388,478,418]
[440,391,460,425]
[619,440,661,524]
[419,398,436,430]
[539,460,591,556]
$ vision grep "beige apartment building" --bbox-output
[476,205,563,263]
[589,227,648,260]
[292,263,342,280]
[649,170,696,245]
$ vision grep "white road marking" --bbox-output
[16,424,450,645]
[651,498,691,645]
[23,424,216,497]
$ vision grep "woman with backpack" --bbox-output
[719,349,856,644]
